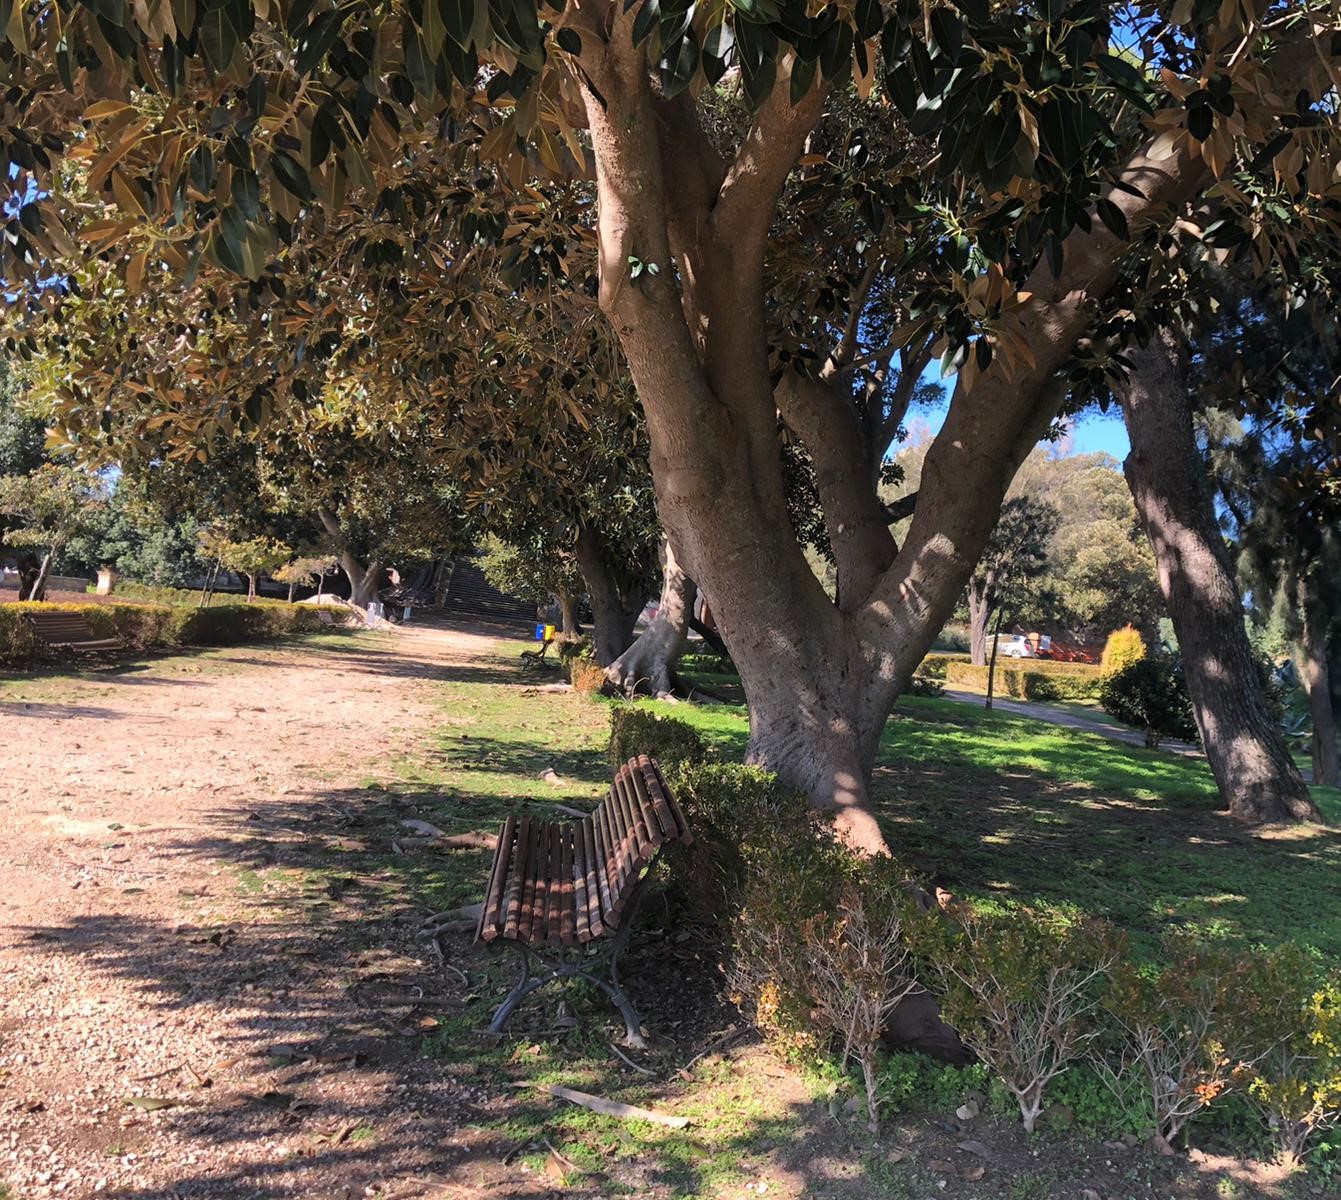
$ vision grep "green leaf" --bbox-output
[198,3,240,73]
[929,7,962,64]
[1094,197,1129,241]
[631,0,660,48]
[660,35,699,100]
[271,151,315,202]
[423,0,447,58]
[789,53,815,104]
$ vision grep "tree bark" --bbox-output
[1118,332,1318,823]
[574,523,645,667]
[245,571,257,602]
[28,550,52,602]
[967,577,992,667]
[606,538,695,697]
[557,590,581,639]
[1298,581,1341,789]
[15,551,41,601]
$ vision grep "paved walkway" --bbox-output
[941,687,1203,757]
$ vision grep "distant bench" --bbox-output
[475,755,692,1047]
[26,611,122,653]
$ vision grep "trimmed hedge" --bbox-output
[0,600,344,665]
[608,705,708,769]
[943,659,1104,701]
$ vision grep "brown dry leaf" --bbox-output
[544,1150,569,1186]
[929,1158,955,1173]
[960,1164,986,1182]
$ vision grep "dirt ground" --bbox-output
[0,623,519,1199]
[0,621,1322,1200]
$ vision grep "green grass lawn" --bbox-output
[645,691,1341,961]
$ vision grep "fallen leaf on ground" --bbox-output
[956,1140,992,1159]
[960,1164,986,1181]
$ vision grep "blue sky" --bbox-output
[914,398,1131,460]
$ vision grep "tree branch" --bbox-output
[711,56,829,273]
[776,371,896,609]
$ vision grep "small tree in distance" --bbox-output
[198,528,290,604]
[1101,626,1148,678]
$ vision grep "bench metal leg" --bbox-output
[488,941,647,1049]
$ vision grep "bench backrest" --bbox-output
[476,755,692,946]
[27,612,101,643]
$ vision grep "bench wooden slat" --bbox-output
[580,815,604,941]
[649,759,693,845]
[559,824,576,947]
[591,804,617,930]
[597,784,628,920]
[476,815,516,942]
[619,768,657,862]
[573,817,593,944]
[501,816,532,940]
[627,763,667,852]
[634,757,677,842]
[518,818,544,942]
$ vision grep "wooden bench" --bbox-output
[519,635,554,671]
[26,611,122,653]
[475,755,692,1047]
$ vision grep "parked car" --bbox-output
[998,634,1038,659]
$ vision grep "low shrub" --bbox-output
[875,1052,991,1117]
[569,657,609,695]
[1098,936,1310,1149]
[608,706,707,769]
[791,888,918,1133]
[1243,975,1341,1164]
[943,660,1104,701]
[0,600,341,664]
[907,903,1123,1132]
[916,653,960,680]
[1101,626,1148,677]
[1099,656,1198,747]
[679,650,734,674]
[907,674,944,698]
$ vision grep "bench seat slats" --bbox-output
[26,612,122,652]
[649,759,693,845]
[475,757,690,952]
[580,815,604,940]
[617,771,656,861]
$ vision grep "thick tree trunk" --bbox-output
[350,561,383,609]
[245,571,257,603]
[27,550,53,602]
[557,590,581,639]
[318,506,381,610]
[15,552,41,601]
[1298,583,1341,789]
[606,539,695,697]
[574,524,644,667]
[1119,332,1318,823]
[967,580,991,667]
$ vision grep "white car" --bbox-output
[1001,634,1037,659]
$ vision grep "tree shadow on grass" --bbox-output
[871,748,1341,957]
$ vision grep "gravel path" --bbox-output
[0,623,520,1200]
